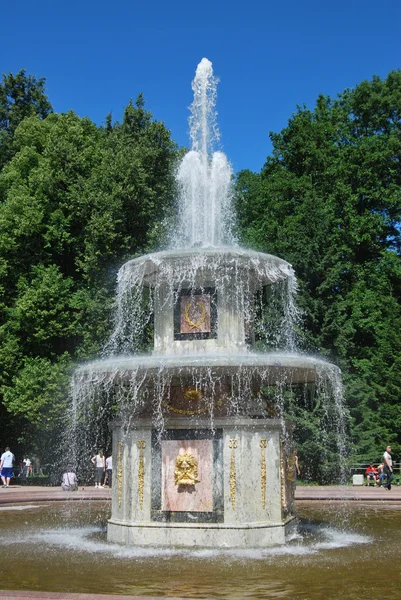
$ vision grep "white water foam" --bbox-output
[1,524,372,561]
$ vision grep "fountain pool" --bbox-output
[0,500,400,599]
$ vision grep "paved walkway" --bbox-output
[1,483,401,505]
[0,484,112,504]
[0,594,184,600]
[295,483,401,501]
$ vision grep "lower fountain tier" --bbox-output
[77,352,340,386]
[107,417,297,548]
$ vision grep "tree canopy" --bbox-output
[0,76,177,457]
[235,70,401,470]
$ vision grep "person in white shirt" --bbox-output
[91,450,105,488]
[383,445,394,490]
[61,470,78,491]
[0,447,15,488]
[104,455,112,488]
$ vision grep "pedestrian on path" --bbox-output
[91,450,105,488]
[0,446,15,488]
[103,454,112,488]
[383,445,394,490]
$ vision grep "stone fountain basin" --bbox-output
[76,352,339,385]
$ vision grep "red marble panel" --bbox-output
[161,440,214,512]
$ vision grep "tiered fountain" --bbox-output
[73,58,343,547]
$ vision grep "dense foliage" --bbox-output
[1,68,400,481]
[0,72,177,459]
[235,71,401,475]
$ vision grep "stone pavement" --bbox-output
[295,483,401,501]
[0,484,112,504]
[1,483,401,505]
[0,594,186,600]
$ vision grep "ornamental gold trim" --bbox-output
[228,439,238,509]
[260,438,267,509]
[117,440,123,508]
[183,298,207,330]
[163,394,226,416]
[280,439,286,513]
[137,440,146,510]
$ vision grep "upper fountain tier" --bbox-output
[107,246,297,357]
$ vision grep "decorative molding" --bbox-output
[137,440,146,510]
[117,440,123,508]
[228,439,238,509]
[259,438,267,509]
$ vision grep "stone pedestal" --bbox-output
[107,417,296,547]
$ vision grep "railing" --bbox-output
[350,462,401,474]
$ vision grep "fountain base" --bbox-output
[107,516,297,547]
[108,417,296,548]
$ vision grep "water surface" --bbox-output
[0,501,398,599]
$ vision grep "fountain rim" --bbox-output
[75,351,341,378]
[120,246,294,285]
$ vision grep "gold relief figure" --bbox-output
[286,452,296,483]
[259,438,267,509]
[183,298,207,331]
[137,440,146,509]
[174,453,201,486]
[228,439,237,509]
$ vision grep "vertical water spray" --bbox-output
[173,58,235,248]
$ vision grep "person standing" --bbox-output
[383,445,394,490]
[91,450,105,488]
[104,454,112,488]
[0,446,15,488]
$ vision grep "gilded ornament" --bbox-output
[183,387,202,402]
[163,394,226,416]
[183,298,207,330]
[174,453,200,486]
[117,440,123,508]
[228,439,237,509]
[260,438,267,509]
[286,452,296,483]
[137,440,146,509]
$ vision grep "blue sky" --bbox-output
[2,0,400,173]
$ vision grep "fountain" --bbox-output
[72,58,345,548]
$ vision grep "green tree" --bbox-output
[0,95,177,456]
[236,70,401,474]
[0,69,52,170]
